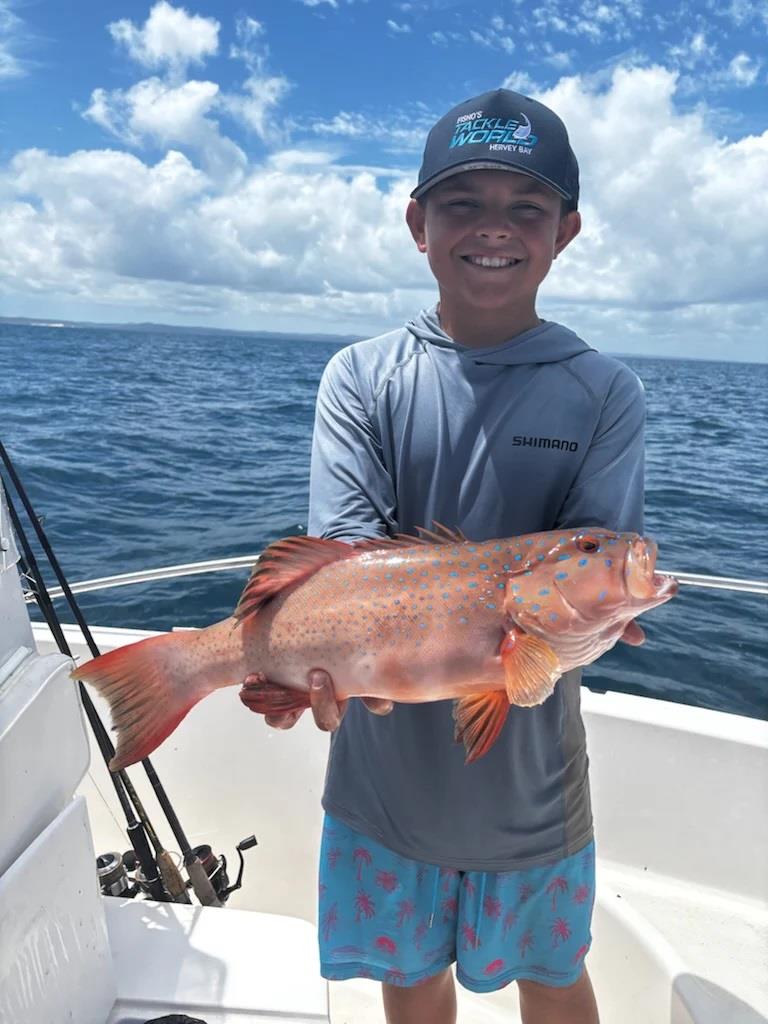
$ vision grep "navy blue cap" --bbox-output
[412,88,579,206]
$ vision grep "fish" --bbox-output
[71,525,678,770]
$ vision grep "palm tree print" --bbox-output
[519,929,534,958]
[441,896,458,922]
[413,919,428,949]
[353,846,372,880]
[483,894,502,919]
[321,903,338,942]
[573,884,591,905]
[376,869,399,892]
[518,882,533,905]
[440,867,459,891]
[462,876,476,897]
[546,876,569,910]
[327,847,342,869]
[551,917,572,946]
[395,899,415,927]
[354,888,376,921]
[461,922,480,950]
[502,909,517,938]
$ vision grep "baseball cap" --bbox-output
[411,88,579,207]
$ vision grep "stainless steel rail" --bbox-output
[32,556,768,600]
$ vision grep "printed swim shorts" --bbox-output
[318,814,595,991]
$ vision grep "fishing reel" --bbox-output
[191,834,258,903]
[96,834,258,904]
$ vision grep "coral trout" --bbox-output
[71,525,677,769]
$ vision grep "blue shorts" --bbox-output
[318,814,595,991]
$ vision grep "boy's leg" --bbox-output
[382,967,456,1024]
[518,969,599,1024]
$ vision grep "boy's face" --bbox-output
[406,169,580,332]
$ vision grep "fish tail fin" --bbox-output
[453,691,510,764]
[71,632,206,771]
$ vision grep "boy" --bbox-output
[256,88,645,1023]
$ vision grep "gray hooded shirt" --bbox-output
[308,307,645,871]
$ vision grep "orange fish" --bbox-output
[71,525,677,770]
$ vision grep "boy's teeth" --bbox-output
[467,255,516,268]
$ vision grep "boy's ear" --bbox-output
[406,199,428,253]
[554,210,581,258]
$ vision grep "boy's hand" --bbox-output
[242,670,393,731]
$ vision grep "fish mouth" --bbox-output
[625,538,678,604]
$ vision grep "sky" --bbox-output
[0,0,767,360]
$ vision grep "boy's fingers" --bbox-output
[361,697,394,715]
[308,669,346,731]
[619,620,646,646]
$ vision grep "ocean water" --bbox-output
[2,323,766,720]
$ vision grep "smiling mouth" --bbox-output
[462,255,521,269]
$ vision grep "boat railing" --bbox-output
[29,556,768,600]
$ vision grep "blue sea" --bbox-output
[2,322,766,720]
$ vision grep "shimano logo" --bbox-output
[513,436,579,452]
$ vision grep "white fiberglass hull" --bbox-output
[32,623,768,1023]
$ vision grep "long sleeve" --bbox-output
[308,349,397,541]
[555,364,646,534]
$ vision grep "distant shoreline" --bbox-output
[0,315,358,346]
[1,316,765,364]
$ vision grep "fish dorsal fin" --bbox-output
[415,522,468,544]
[234,536,354,623]
[353,522,468,554]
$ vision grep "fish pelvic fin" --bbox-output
[71,633,204,771]
[239,675,311,715]
[234,536,355,624]
[500,628,561,706]
[453,691,510,764]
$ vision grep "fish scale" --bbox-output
[71,526,677,769]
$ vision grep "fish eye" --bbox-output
[576,536,601,553]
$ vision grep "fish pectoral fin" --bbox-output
[239,676,311,715]
[453,691,510,764]
[500,627,561,707]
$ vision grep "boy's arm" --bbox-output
[308,349,396,540]
[255,349,396,729]
[555,365,646,535]
[555,365,647,646]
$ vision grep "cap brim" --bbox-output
[410,161,571,201]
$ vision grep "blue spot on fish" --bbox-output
[598,590,608,601]
[459,616,468,625]
[479,563,488,570]
[449,571,458,577]
[605,559,613,567]
[531,604,541,612]
[468,582,478,589]
[557,554,571,561]
[539,588,550,596]
[556,572,568,580]
[578,559,588,567]
[486,602,496,610]
[497,582,505,589]
[514,554,522,561]
[515,597,524,604]
[550,613,559,621]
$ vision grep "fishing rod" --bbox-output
[0,443,223,908]
[2,483,169,903]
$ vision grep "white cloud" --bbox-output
[109,1,219,74]
[84,77,246,184]
[387,20,412,34]
[502,70,545,94]
[725,52,761,87]
[2,64,767,356]
[221,15,291,141]
[0,0,24,79]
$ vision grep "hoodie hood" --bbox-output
[407,305,594,366]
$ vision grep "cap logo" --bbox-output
[450,111,538,156]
